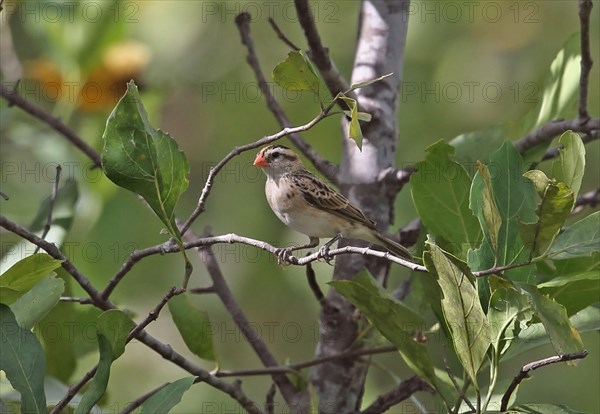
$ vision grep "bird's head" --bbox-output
[253,145,303,177]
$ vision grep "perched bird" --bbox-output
[253,145,412,261]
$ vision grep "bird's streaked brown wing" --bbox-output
[289,172,376,228]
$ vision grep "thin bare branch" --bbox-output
[49,367,97,414]
[235,12,338,183]
[191,228,305,405]
[264,383,277,414]
[578,0,594,120]
[573,187,600,213]
[216,345,397,378]
[501,350,589,411]
[514,117,599,154]
[293,0,353,98]
[119,382,170,414]
[360,376,435,414]
[0,82,102,168]
[34,165,62,254]
[59,296,93,304]
[127,287,184,341]
[268,17,300,51]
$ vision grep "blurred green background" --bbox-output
[1,0,598,412]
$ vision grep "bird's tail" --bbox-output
[372,232,413,260]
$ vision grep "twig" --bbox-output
[34,165,62,254]
[0,215,262,413]
[500,350,589,411]
[191,228,303,404]
[578,0,594,120]
[306,262,326,304]
[126,287,185,341]
[264,383,277,414]
[0,82,102,168]
[514,117,599,153]
[360,376,435,414]
[49,367,97,414]
[293,0,353,99]
[189,285,217,295]
[268,17,300,51]
[542,130,599,160]
[119,382,170,414]
[216,345,397,378]
[59,296,93,304]
[573,187,600,213]
[472,261,532,278]
[235,12,338,183]
[442,346,475,414]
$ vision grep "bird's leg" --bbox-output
[276,236,320,265]
[319,234,341,264]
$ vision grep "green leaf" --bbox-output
[551,131,586,199]
[140,377,195,414]
[9,278,64,330]
[340,96,364,149]
[487,287,533,357]
[471,162,502,252]
[539,271,600,316]
[411,140,482,257]
[329,272,436,387]
[510,34,581,161]
[520,175,575,258]
[349,73,393,91]
[272,50,322,98]
[97,310,136,360]
[468,141,538,283]
[169,293,216,361]
[74,334,113,414]
[503,306,599,361]
[102,81,189,241]
[0,253,63,298]
[451,125,507,168]
[509,403,588,413]
[547,211,600,259]
[519,284,584,359]
[425,242,490,388]
[523,170,551,196]
[0,304,47,414]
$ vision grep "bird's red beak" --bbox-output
[253,153,269,167]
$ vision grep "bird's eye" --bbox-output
[271,152,281,159]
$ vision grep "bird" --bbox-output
[253,144,413,262]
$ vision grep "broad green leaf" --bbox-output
[554,253,599,276]
[0,253,63,294]
[329,272,436,387]
[503,306,599,361]
[169,294,216,361]
[548,212,600,259]
[272,50,322,98]
[519,284,584,359]
[425,243,490,388]
[102,81,189,241]
[539,271,600,316]
[552,131,586,199]
[411,140,481,257]
[36,269,77,382]
[471,162,502,252]
[97,309,136,360]
[140,377,195,414]
[451,125,507,168]
[74,334,113,414]
[520,175,575,258]
[509,403,588,413]
[340,96,364,148]
[487,287,533,357]
[469,141,537,283]
[0,304,47,414]
[9,278,64,330]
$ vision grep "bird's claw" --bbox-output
[275,248,293,266]
[318,244,334,265]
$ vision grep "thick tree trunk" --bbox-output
[309,1,410,412]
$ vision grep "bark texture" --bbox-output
[309,1,411,412]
